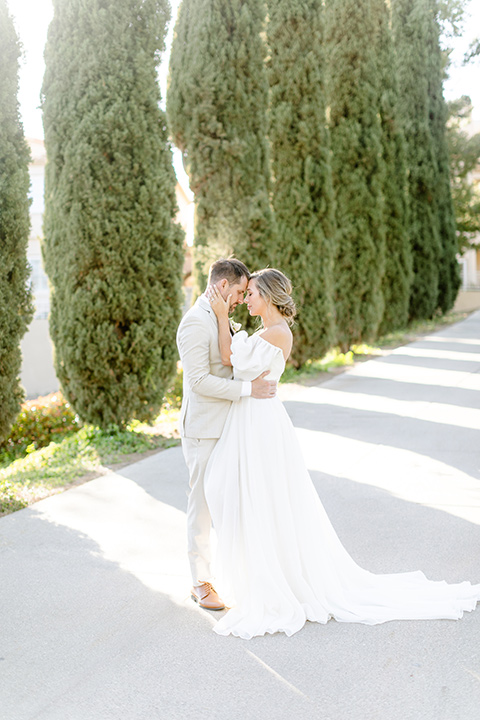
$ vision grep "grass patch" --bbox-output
[281,344,383,384]
[0,411,180,517]
[374,311,468,348]
[0,370,183,517]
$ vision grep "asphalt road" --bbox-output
[1,311,480,720]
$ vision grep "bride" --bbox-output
[203,268,480,639]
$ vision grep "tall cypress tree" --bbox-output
[167,0,274,297]
[267,0,336,366]
[427,0,460,313]
[392,0,442,320]
[42,0,184,428]
[325,0,386,350]
[376,0,412,335]
[0,1,34,443]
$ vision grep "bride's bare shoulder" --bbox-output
[258,324,293,359]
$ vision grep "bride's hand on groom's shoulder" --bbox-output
[206,284,230,318]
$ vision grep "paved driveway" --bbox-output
[1,312,480,719]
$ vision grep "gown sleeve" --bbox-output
[230,331,283,381]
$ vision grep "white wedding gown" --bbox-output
[204,332,480,639]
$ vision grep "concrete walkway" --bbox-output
[2,312,480,720]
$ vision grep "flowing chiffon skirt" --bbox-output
[205,394,480,639]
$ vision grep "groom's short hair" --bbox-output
[209,258,250,286]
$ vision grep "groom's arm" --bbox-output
[177,316,243,402]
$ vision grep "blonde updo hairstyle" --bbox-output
[250,268,296,326]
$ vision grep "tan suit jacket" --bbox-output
[176,296,243,439]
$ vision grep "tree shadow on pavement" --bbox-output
[284,399,480,480]
[0,507,316,720]
[327,375,480,410]
[378,352,480,373]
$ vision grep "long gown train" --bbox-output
[204,332,480,639]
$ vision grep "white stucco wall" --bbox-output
[20,319,59,399]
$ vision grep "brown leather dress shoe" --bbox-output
[191,582,225,611]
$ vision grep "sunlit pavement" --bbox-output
[1,311,480,720]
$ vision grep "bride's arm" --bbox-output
[205,284,233,366]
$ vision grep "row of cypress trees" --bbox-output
[168,0,460,361]
[0,0,461,437]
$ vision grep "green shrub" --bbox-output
[163,366,183,411]
[0,391,81,464]
[0,478,28,514]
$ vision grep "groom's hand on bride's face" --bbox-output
[251,372,277,399]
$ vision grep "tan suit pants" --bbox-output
[181,437,218,585]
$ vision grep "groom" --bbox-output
[177,258,276,610]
